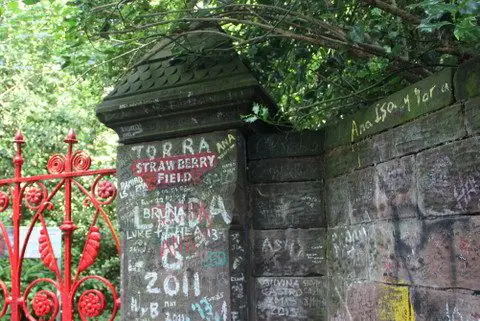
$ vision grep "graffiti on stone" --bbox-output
[117,131,244,320]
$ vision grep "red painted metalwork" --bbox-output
[0,129,119,321]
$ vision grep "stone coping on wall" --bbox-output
[324,67,455,149]
[321,56,480,150]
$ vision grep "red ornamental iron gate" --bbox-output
[0,129,120,321]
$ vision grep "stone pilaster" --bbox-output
[97,24,274,321]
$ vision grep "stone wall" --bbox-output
[248,131,326,320]
[101,50,480,320]
[247,57,480,320]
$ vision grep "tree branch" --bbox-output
[129,4,349,41]
[102,13,431,75]
[362,0,421,25]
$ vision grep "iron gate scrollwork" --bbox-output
[0,129,120,320]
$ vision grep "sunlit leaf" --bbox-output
[22,0,40,5]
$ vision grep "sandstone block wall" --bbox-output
[247,56,480,320]
[248,132,326,320]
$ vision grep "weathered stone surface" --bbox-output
[369,221,399,282]
[405,218,454,288]
[325,138,375,178]
[230,230,249,321]
[117,131,246,321]
[328,224,375,280]
[247,131,324,160]
[248,157,323,183]
[112,101,253,143]
[324,68,454,147]
[452,217,480,290]
[327,220,414,285]
[250,181,324,229]
[454,55,480,100]
[369,219,437,285]
[371,218,455,287]
[325,104,465,177]
[253,229,326,276]
[256,277,326,320]
[329,282,415,321]
[349,166,377,224]
[327,220,418,285]
[327,167,378,226]
[326,276,349,320]
[375,155,417,221]
[465,97,480,135]
[326,156,416,226]
[330,282,380,321]
[413,288,480,321]
[366,217,480,289]
[326,174,350,227]
[383,103,465,160]
[417,136,480,216]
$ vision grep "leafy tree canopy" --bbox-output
[67,0,480,129]
[0,0,119,304]
[4,0,478,129]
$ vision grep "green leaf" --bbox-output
[242,115,258,123]
[454,17,480,42]
[258,106,270,119]
[252,103,260,115]
[7,1,19,11]
[348,25,365,43]
[371,8,382,16]
[22,0,40,4]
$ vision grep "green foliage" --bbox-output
[415,0,480,42]
[0,1,120,319]
[242,103,275,125]
[67,0,479,129]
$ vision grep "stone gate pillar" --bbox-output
[96,25,273,321]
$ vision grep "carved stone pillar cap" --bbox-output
[96,24,275,143]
